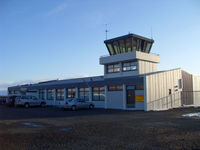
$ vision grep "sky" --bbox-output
[0,0,200,94]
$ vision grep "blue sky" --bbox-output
[0,0,200,92]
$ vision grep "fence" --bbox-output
[147,91,200,111]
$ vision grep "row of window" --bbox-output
[106,37,153,55]
[107,62,137,73]
[8,90,20,94]
[39,87,105,101]
[38,84,144,100]
[108,85,144,91]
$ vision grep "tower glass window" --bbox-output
[119,40,126,53]
[126,38,132,52]
[104,34,154,55]
[107,43,115,55]
[113,41,120,54]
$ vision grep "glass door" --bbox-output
[126,86,135,108]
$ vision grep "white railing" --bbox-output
[147,91,200,111]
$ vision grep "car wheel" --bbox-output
[40,102,46,108]
[89,104,94,109]
[71,105,76,111]
[24,103,29,108]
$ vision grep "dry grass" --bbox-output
[1,107,200,150]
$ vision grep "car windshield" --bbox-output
[66,98,73,102]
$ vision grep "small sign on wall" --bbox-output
[136,95,144,102]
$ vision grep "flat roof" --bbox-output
[104,33,154,43]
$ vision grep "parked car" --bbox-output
[15,96,46,108]
[6,96,18,106]
[62,98,94,110]
[0,96,7,104]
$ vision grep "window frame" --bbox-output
[56,89,64,100]
[107,63,120,73]
[108,85,123,91]
[79,87,89,101]
[122,61,137,72]
[67,88,76,98]
[39,89,45,100]
[47,89,54,100]
[92,87,105,101]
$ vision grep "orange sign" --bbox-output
[136,95,144,102]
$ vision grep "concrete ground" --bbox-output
[0,105,200,150]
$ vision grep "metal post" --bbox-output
[104,86,108,109]
[89,87,92,102]
[122,84,126,110]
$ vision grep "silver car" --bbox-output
[63,98,94,110]
[15,96,46,108]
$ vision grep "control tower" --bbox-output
[100,34,160,78]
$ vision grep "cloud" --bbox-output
[0,78,50,91]
[0,74,90,91]
[44,2,68,16]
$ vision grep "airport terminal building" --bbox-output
[8,34,200,111]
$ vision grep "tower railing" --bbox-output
[100,51,160,58]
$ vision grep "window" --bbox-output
[67,88,75,98]
[107,63,120,73]
[132,39,137,51]
[179,79,182,89]
[47,89,54,100]
[14,90,19,94]
[39,89,45,100]
[107,43,115,55]
[79,88,89,101]
[126,38,132,52]
[123,62,137,72]
[108,85,123,91]
[119,40,126,53]
[113,41,120,54]
[56,89,64,100]
[92,87,105,101]
[145,42,152,53]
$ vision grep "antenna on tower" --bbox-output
[151,27,153,39]
[105,24,109,40]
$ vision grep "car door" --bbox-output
[82,100,88,108]
[77,99,84,108]
[32,96,40,106]
[27,96,34,106]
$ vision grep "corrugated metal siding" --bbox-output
[181,70,193,105]
[193,75,200,91]
[192,75,200,105]
[145,69,182,111]
[138,60,157,75]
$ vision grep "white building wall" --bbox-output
[145,69,182,111]
[92,101,105,108]
[138,60,157,75]
[135,90,144,110]
[107,91,123,109]
[192,75,200,105]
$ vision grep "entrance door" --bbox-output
[126,86,135,108]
